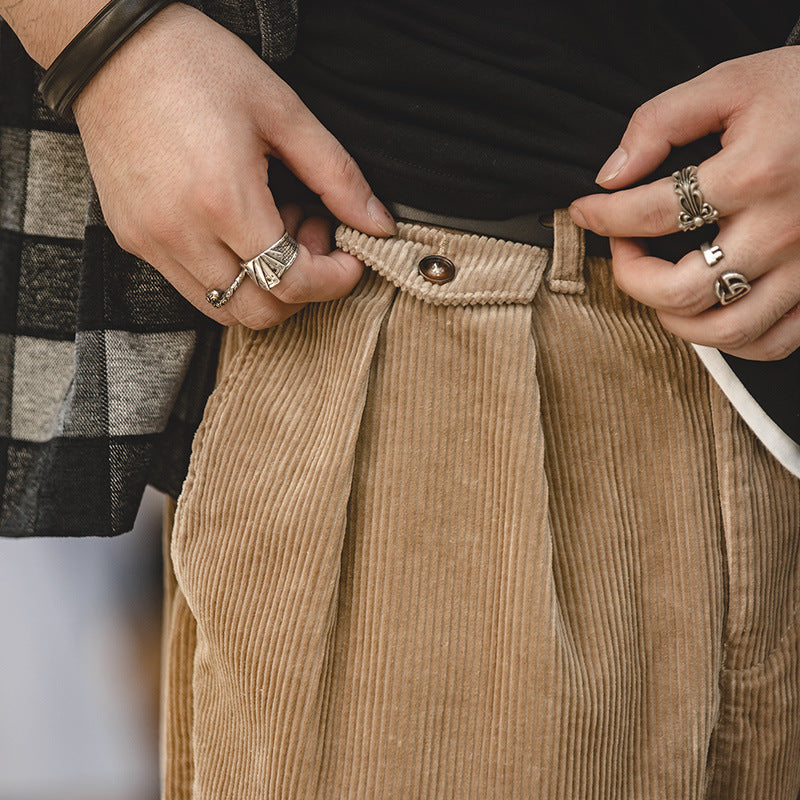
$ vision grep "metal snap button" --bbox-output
[418,255,456,284]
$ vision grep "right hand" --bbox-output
[72,2,396,329]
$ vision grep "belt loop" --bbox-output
[547,208,586,294]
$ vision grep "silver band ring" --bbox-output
[673,166,720,232]
[240,231,299,292]
[206,267,247,309]
[700,241,724,267]
[714,272,751,306]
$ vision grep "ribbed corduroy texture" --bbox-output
[162,217,800,799]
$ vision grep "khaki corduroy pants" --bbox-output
[163,213,800,799]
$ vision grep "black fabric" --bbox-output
[723,352,800,446]
[279,0,795,219]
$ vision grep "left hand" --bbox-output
[569,46,800,361]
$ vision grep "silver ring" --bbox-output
[673,166,719,232]
[240,231,299,292]
[714,272,751,306]
[206,268,247,309]
[700,241,724,267]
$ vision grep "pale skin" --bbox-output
[4,2,800,354]
[570,47,800,362]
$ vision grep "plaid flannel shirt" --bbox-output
[0,0,298,537]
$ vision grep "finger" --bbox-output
[143,252,241,325]
[165,239,305,330]
[275,246,365,304]
[594,62,744,189]
[725,303,800,361]
[297,214,366,290]
[609,237,717,316]
[657,262,800,353]
[138,203,307,331]
[571,176,683,237]
[261,85,397,238]
[142,248,285,329]
[296,214,336,256]
[572,144,757,238]
[206,168,364,308]
[609,221,780,317]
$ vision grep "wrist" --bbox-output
[39,0,175,117]
[1,0,111,67]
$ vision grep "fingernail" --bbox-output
[596,147,628,184]
[569,204,588,229]
[367,195,397,236]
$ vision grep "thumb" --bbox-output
[595,66,737,189]
[264,88,397,238]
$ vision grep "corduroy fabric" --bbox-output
[162,217,800,799]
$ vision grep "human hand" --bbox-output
[569,47,800,361]
[72,3,396,329]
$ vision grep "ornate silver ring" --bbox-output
[673,166,719,232]
[700,241,724,267]
[714,272,751,306]
[240,231,299,292]
[206,267,247,309]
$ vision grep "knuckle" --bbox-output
[627,101,661,137]
[272,279,310,306]
[576,203,604,234]
[142,207,184,245]
[723,166,751,199]
[271,268,313,305]
[236,301,281,330]
[328,147,360,185]
[749,152,786,192]
[661,281,707,316]
[640,196,672,235]
[611,264,633,296]
[712,319,752,352]
[213,309,239,327]
[188,180,233,223]
[724,153,783,199]
[758,337,797,362]
[182,160,248,226]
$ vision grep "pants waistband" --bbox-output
[388,202,611,258]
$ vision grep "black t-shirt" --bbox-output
[277,0,795,218]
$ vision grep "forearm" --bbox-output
[1,0,111,65]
